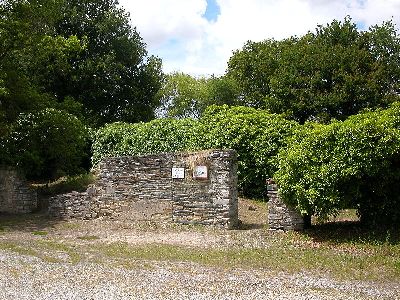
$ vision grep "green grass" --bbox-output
[32,173,95,196]
[32,231,48,236]
[77,235,100,241]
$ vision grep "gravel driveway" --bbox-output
[0,250,398,300]
[0,199,399,299]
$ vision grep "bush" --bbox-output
[195,105,299,198]
[92,106,298,199]
[4,108,89,180]
[92,118,199,166]
[275,102,400,226]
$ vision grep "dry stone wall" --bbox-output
[267,184,304,231]
[49,150,238,228]
[0,168,37,214]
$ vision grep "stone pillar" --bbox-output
[0,168,37,214]
[267,183,304,231]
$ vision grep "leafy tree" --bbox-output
[157,72,239,118]
[228,18,400,123]
[0,0,86,132]
[52,0,164,125]
[156,72,208,118]
[3,108,90,180]
[275,102,400,226]
[0,0,163,129]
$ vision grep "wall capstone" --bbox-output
[49,150,238,229]
[0,167,37,214]
[267,183,304,231]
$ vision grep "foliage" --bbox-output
[53,0,164,125]
[156,72,239,119]
[92,105,297,198]
[0,0,83,129]
[0,0,163,129]
[92,118,199,166]
[275,102,400,226]
[196,106,299,198]
[227,17,400,123]
[33,173,96,196]
[3,108,90,180]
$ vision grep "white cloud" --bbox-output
[119,0,400,76]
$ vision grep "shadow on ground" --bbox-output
[305,221,400,245]
[0,212,60,233]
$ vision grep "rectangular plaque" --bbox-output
[172,167,185,179]
[193,165,208,179]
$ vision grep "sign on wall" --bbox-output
[172,167,185,179]
[193,165,208,179]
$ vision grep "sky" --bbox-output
[118,0,400,77]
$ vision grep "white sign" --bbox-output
[193,165,208,179]
[172,167,185,179]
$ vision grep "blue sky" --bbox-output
[203,0,220,22]
[120,0,400,77]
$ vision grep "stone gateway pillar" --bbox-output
[267,183,304,231]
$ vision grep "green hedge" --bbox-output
[92,118,199,166]
[196,106,298,197]
[92,106,298,198]
[275,102,400,226]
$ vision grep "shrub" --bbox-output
[275,102,400,226]
[92,106,298,199]
[92,118,199,166]
[196,105,299,198]
[4,108,89,180]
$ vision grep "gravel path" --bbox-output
[1,200,399,299]
[0,250,398,300]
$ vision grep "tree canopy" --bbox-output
[227,17,400,123]
[0,0,163,179]
[0,0,163,130]
[156,72,239,118]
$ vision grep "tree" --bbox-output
[227,17,400,123]
[52,0,163,125]
[0,0,163,129]
[0,0,86,132]
[3,108,89,180]
[156,72,239,118]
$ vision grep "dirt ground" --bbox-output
[0,198,399,300]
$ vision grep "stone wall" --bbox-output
[267,184,304,231]
[49,150,238,228]
[0,168,37,214]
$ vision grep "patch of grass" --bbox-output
[90,233,400,283]
[33,173,96,196]
[38,240,81,264]
[0,241,40,257]
[57,221,82,230]
[32,231,48,236]
[77,235,100,241]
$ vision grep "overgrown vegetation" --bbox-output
[1,108,90,180]
[1,4,400,228]
[275,102,400,226]
[92,106,298,198]
[32,173,95,196]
